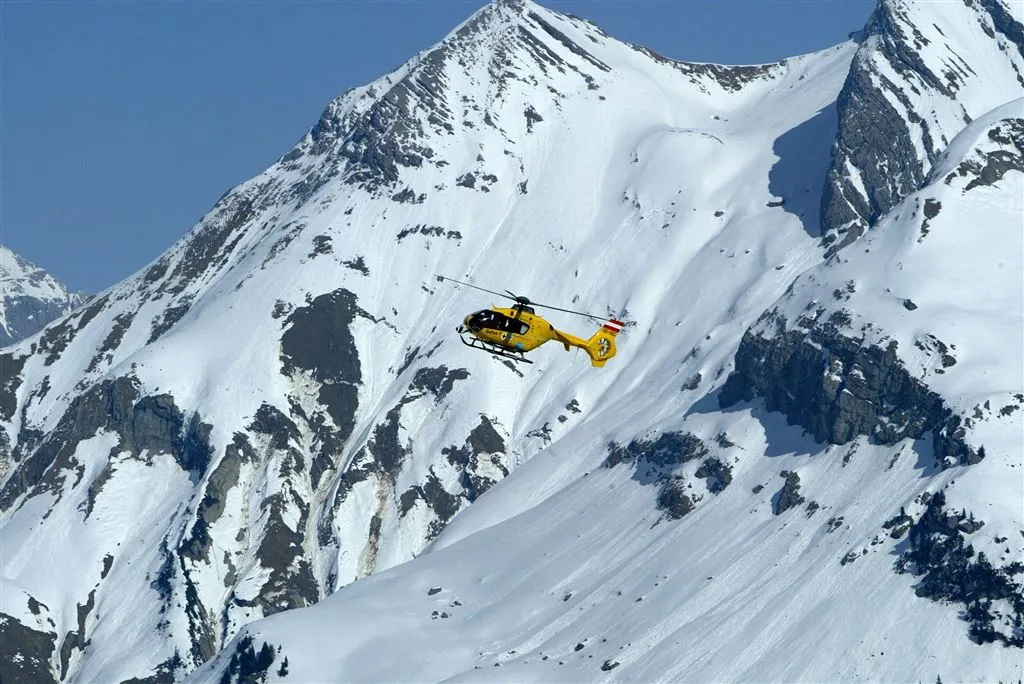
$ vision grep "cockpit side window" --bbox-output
[495,316,529,334]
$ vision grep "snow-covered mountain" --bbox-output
[1,0,1021,682]
[0,245,88,347]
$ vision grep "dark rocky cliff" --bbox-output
[719,319,979,468]
[820,0,1024,254]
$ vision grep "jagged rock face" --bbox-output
[0,375,212,511]
[285,0,616,201]
[820,0,1024,253]
[719,324,976,466]
[0,245,88,347]
[282,0,789,207]
[718,95,1022,661]
[730,101,1023,463]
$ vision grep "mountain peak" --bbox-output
[290,0,794,207]
[487,0,528,13]
[0,244,87,346]
[290,1,616,199]
[820,0,1024,253]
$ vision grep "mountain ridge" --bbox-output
[821,0,1024,252]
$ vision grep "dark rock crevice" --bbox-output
[1,377,214,511]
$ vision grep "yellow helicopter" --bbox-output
[438,275,625,367]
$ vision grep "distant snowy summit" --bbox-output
[0,244,87,347]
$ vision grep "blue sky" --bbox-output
[2,0,875,293]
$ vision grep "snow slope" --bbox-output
[1,0,1021,682]
[192,92,1024,684]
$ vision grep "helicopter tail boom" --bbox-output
[555,319,623,367]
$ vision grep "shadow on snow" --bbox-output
[767,103,839,239]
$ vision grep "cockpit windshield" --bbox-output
[467,310,529,335]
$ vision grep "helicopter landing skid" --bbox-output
[457,331,533,364]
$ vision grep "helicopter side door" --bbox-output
[494,315,529,336]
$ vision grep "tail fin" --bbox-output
[583,319,624,367]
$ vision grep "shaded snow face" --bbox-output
[2,1,1023,683]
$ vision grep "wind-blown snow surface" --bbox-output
[1,0,1022,682]
[0,245,87,347]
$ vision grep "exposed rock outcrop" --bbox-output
[0,612,57,684]
[719,324,978,467]
[895,491,1023,647]
[0,376,212,511]
[604,432,712,519]
[771,470,805,515]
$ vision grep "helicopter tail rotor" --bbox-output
[581,318,624,367]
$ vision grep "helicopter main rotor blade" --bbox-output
[438,275,619,324]
[529,299,615,323]
[436,275,515,302]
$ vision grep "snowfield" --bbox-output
[1,0,1021,682]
